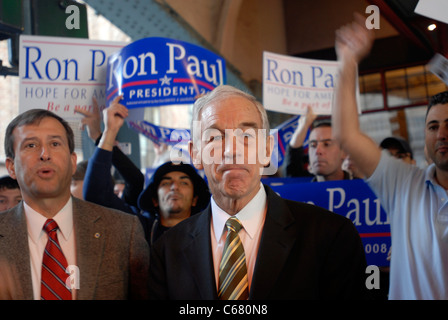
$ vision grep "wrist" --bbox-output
[98,129,119,151]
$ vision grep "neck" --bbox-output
[212,185,261,216]
[159,210,191,227]
[317,170,345,182]
[23,194,71,218]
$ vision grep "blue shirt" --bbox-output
[367,150,448,299]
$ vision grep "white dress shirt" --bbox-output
[24,198,76,300]
[210,183,267,291]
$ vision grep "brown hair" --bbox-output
[4,109,75,159]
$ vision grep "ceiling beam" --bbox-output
[367,0,432,54]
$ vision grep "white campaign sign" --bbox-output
[262,51,340,115]
[19,35,127,120]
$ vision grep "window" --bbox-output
[359,64,448,112]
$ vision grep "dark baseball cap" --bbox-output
[380,137,413,159]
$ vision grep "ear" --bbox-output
[189,141,203,170]
[70,152,78,176]
[5,157,16,180]
[152,197,159,207]
[341,149,348,162]
[260,134,274,166]
[191,195,198,207]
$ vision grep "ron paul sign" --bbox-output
[106,37,226,109]
[18,35,126,120]
[262,51,339,115]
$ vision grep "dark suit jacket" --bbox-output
[149,185,368,299]
[0,197,150,300]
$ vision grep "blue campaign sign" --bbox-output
[266,178,391,266]
[273,115,299,167]
[106,37,226,108]
[271,114,314,168]
[128,120,190,146]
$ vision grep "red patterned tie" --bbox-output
[41,219,71,300]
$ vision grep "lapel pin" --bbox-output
[94,232,101,239]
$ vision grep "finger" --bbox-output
[109,102,128,113]
[111,94,124,106]
[74,107,90,117]
[108,104,129,119]
[92,97,100,111]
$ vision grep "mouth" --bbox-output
[37,167,55,178]
[313,160,327,167]
[219,164,249,174]
[436,144,448,154]
[167,193,182,201]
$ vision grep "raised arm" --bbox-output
[289,106,318,148]
[332,13,381,178]
[98,96,128,151]
[284,106,317,177]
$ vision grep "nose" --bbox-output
[223,132,244,164]
[437,124,448,140]
[170,180,179,191]
[40,146,51,161]
[314,142,325,155]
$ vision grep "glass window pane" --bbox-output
[385,69,410,107]
[406,65,427,105]
[425,65,448,98]
[359,73,383,111]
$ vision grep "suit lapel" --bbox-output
[250,186,297,300]
[182,207,218,300]
[72,198,105,300]
[0,204,34,299]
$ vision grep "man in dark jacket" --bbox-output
[149,85,368,300]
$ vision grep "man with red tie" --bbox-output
[0,109,149,300]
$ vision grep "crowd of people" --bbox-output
[0,14,447,301]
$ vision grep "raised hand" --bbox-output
[103,95,128,134]
[335,13,375,65]
[98,95,129,151]
[75,97,102,142]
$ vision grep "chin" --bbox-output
[223,184,247,198]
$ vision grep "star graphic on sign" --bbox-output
[159,75,172,86]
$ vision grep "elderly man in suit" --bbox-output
[0,109,149,300]
[149,85,368,300]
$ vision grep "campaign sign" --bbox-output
[19,35,127,120]
[266,178,391,266]
[273,114,300,168]
[428,53,448,86]
[263,51,339,115]
[128,120,190,146]
[106,37,226,109]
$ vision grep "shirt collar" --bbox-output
[211,183,267,242]
[24,197,74,244]
[425,163,438,186]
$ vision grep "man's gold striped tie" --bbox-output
[218,217,249,300]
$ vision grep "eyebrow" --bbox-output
[309,139,333,143]
[206,121,260,132]
[426,119,448,126]
[22,134,65,142]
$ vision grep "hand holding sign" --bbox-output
[98,95,128,152]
